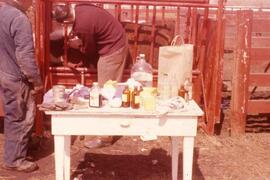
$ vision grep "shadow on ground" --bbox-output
[71,147,204,180]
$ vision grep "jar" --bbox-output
[52,85,66,103]
[140,87,157,111]
[131,54,153,87]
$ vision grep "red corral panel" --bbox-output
[0,97,3,117]
[35,0,225,135]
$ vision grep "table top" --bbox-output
[45,100,204,117]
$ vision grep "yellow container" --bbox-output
[140,87,157,111]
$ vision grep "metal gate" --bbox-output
[34,0,225,135]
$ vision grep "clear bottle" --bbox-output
[184,78,192,101]
[158,73,171,100]
[89,82,102,107]
[131,54,153,87]
[170,74,178,98]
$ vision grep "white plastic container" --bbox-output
[89,82,102,107]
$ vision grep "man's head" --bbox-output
[52,4,70,23]
[18,0,32,10]
[17,0,32,11]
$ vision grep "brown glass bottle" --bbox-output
[178,85,186,98]
[131,86,140,109]
[122,86,130,107]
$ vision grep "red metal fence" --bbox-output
[33,0,225,135]
[230,9,270,135]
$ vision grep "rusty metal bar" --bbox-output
[50,0,217,8]
[161,6,165,25]
[249,73,270,86]
[184,7,191,43]
[63,23,68,66]
[214,0,225,124]
[149,5,156,65]
[133,4,140,60]
[131,4,134,21]
[191,8,198,45]
[115,4,122,21]
[247,100,270,114]
[146,5,149,23]
[230,10,253,135]
[174,6,180,36]
[203,0,224,134]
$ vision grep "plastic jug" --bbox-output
[131,54,153,87]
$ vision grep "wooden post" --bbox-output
[230,10,253,135]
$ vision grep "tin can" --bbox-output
[52,85,66,103]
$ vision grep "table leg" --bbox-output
[54,135,65,180]
[171,136,180,180]
[64,136,71,180]
[183,136,194,180]
[54,135,71,180]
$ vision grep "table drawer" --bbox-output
[51,115,198,136]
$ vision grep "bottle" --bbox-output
[89,82,102,108]
[158,73,170,100]
[122,85,130,107]
[178,85,186,98]
[184,78,192,101]
[131,54,153,87]
[170,74,178,98]
[131,86,140,109]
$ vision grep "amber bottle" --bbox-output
[122,86,130,107]
[178,85,186,98]
[131,86,140,109]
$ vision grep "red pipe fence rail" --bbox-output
[20,0,225,135]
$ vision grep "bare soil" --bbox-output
[0,95,270,180]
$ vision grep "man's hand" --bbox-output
[31,85,44,95]
[68,36,83,50]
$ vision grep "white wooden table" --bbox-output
[45,100,203,180]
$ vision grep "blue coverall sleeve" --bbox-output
[10,14,42,86]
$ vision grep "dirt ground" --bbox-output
[0,94,270,180]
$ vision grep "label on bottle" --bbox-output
[122,94,128,102]
[134,96,140,104]
[89,92,100,107]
